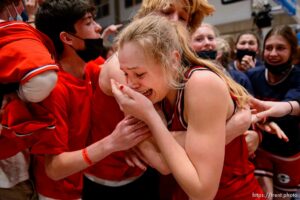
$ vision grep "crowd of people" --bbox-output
[0,0,299,200]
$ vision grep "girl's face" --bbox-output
[236,34,259,52]
[155,0,189,27]
[264,35,291,65]
[191,24,216,51]
[118,41,171,104]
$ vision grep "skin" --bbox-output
[111,39,235,199]
[235,34,259,71]
[250,98,300,119]
[191,24,216,52]
[190,23,261,155]
[254,34,294,200]
[101,0,251,145]
[264,35,292,83]
[43,13,150,180]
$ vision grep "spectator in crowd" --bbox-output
[246,25,300,200]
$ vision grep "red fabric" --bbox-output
[85,66,144,181]
[0,98,57,159]
[160,66,265,200]
[0,21,58,84]
[33,63,98,199]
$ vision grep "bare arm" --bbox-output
[45,116,150,180]
[111,70,229,200]
[250,98,300,120]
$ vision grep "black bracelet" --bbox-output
[287,101,293,115]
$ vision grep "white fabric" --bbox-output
[38,193,81,200]
[0,150,30,188]
[84,173,143,187]
[18,70,57,102]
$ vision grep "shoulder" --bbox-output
[185,68,229,105]
[99,52,126,95]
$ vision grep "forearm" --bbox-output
[45,136,115,181]
[145,112,213,199]
[137,139,170,175]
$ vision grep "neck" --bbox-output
[59,49,86,79]
[266,68,292,85]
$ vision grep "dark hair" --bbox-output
[263,25,298,62]
[35,0,95,56]
[0,0,20,13]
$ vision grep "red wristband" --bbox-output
[82,148,93,166]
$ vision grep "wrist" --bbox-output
[286,101,293,115]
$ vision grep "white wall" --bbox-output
[204,0,253,25]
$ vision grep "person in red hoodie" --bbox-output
[0,0,59,199]
[0,0,59,153]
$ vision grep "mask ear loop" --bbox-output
[12,2,23,21]
[6,7,14,21]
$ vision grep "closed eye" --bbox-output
[136,73,145,78]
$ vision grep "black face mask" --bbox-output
[236,49,257,62]
[69,33,105,62]
[196,50,217,60]
[265,60,293,75]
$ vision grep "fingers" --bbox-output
[125,155,136,167]
[125,149,147,170]
[268,122,289,142]
[114,24,123,30]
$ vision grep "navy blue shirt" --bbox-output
[246,66,300,156]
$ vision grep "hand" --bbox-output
[110,115,150,152]
[101,24,123,38]
[225,107,251,144]
[250,97,292,121]
[24,0,39,21]
[238,55,255,71]
[244,130,259,156]
[255,121,289,142]
[125,148,148,170]
[111,79,155,122]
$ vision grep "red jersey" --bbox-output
[0,21,58,159]
[0,21,58,84]
[160,66,264,200]
[32,63,100,200]
[85,66,143,181]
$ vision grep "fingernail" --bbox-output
[119,85,124,90]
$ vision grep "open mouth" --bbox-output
[141,89,153,98]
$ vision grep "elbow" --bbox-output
[158,166,171,175]
[45,156,65,181]
[45,166,62,181]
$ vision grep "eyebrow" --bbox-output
[121,65,140,70]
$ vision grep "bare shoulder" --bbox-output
[185,70,227,93]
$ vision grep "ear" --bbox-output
[171,50,181,66]
[60,31,73,46]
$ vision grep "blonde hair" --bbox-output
[117,15,249,108]
[216,37,232,68]
[133,0,215,33]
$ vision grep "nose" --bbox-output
[127,77,140,89]
[269,48,278,56]
[94,22,102,33]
